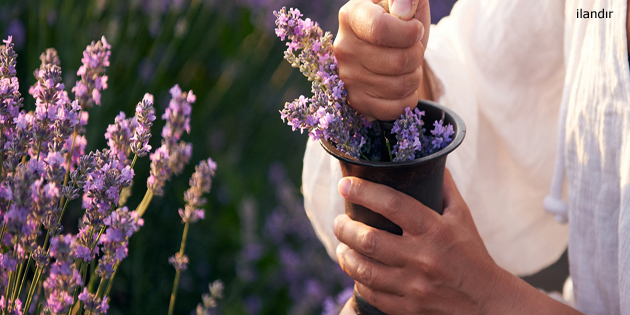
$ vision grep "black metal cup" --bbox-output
[320,100,466,314]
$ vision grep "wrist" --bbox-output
[479,265,522,315]
[480,264,584,315]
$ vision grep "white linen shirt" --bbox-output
[301,0,630,313]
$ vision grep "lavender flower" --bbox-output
[81,150,134,228]
[0,37,24,168]
[178,158,217,224]
[78,288,109,315]
[274,7,370,158]
[148,85,194,195]
[195,280,224,314]
[430,120,455,150]
[37,48,61,69]
[96,207,143,278]
[168,253,189,272]
[130,93,156,157]
[0,37,18,79]
[105,112,136,163]
[391,107,424,162]
[43,235,83,315]
[72,36,111,110]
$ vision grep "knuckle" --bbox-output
[421,255,439,274]
[359,229,378,255]
[410,282,431,300]
[338,4,351,25]
[357,263,374,286]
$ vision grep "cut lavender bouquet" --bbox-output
[274,7,457,162]
[0,36,220,315]
[274,7,466,315]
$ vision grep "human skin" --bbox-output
[335,170,584,314]
[333,0,432,121]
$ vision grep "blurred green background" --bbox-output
[0,0,456,314]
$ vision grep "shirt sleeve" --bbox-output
[302,0,570,276]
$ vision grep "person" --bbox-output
[301,0,630,313]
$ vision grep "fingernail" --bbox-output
[390,0,412,19]
[338,178,351,197]
[417,23,425,42]
[333,215,339,231]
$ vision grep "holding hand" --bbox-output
[333,170,583,314]
[334,0,431,121]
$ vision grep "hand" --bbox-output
[334,0,431,121]
[333,170,584,314]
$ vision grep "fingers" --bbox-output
[335,35,423,119]
[334,32,425,76]
[333,214,406,267]
[338,177,439,235]
[339,60,422,95]
[337,243,404,296]
[340,0,424,48]
[355,282,407,314]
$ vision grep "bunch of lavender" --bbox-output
[274,7,455,161]
[274,7,371,158]
[0,34,212,315]
[168,158,217,315]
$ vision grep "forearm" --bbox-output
[486,267,583,315]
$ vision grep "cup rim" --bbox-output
[320,100,466,168]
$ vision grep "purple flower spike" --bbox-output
[96,207,143,278]
[72,36,111,110]
[430,120,455,150]
[391,107,424,162]
[105,112,136,163]
[78,288,109,315]
[43,235,83,315]
[179,158,217,224]
[131,93,155,157]
[147,85,195,195]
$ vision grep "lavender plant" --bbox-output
[194,280,223,315]
[167,158,217,315]
[0,35,216,315]
[274,7,454,162]
[237,162,354,314]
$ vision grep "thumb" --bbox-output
[387,0,419,21]
[384,0,431,47]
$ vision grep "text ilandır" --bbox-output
[577,9,613,18]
